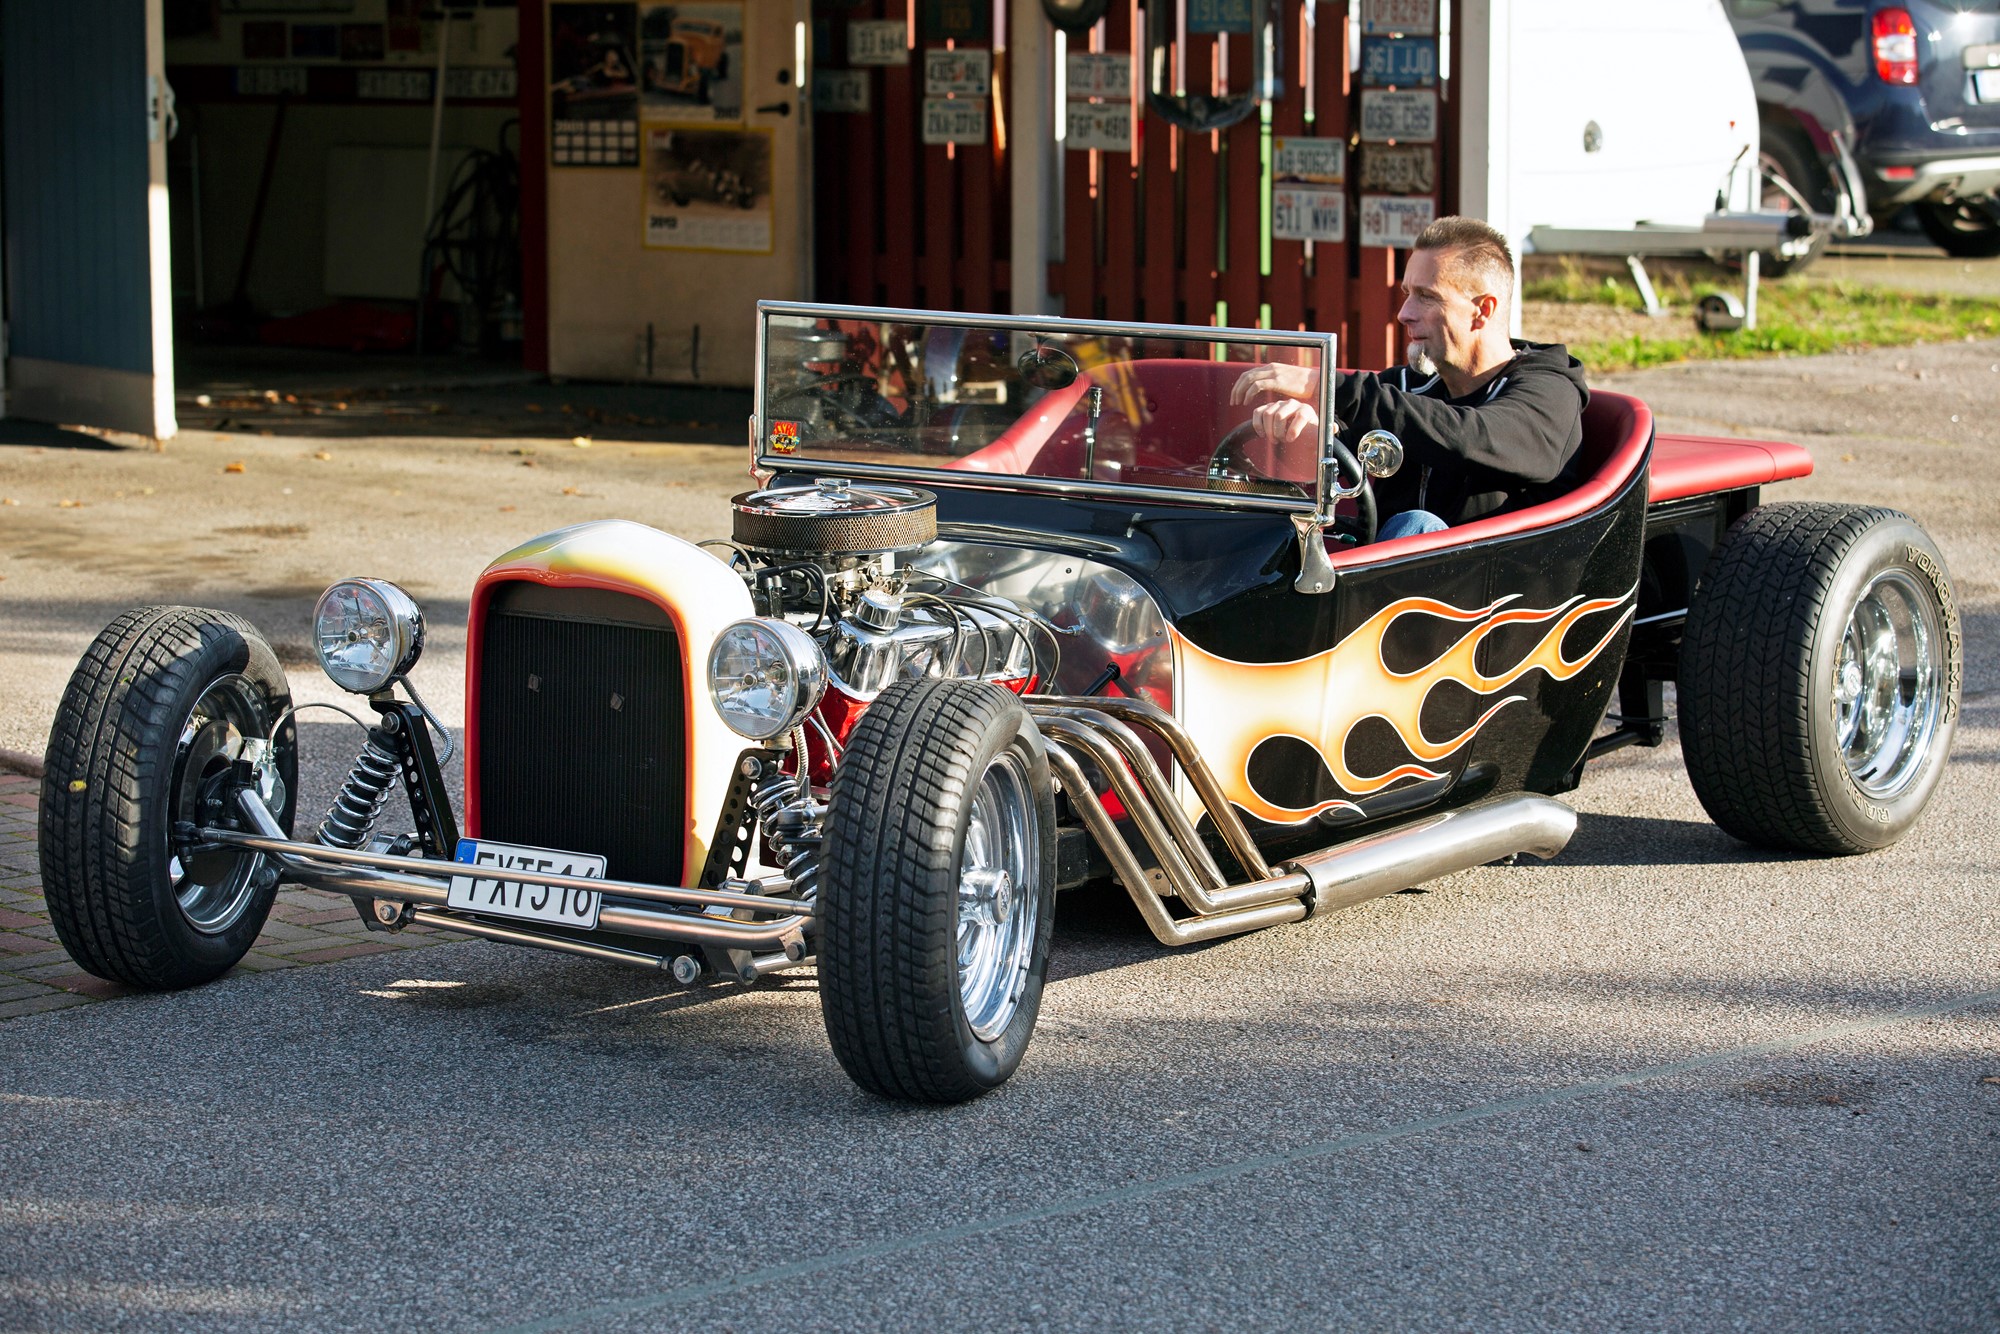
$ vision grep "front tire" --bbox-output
[39,608,298,988]
[820,678,1056,1103]
[1679,504,1960,855]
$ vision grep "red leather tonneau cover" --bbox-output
[1648,433,1814,503]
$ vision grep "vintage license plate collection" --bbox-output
[1360,194,1438,249]
[922,97,989,146]
[1360,37,1437,88]
[1359,143,1436,195]
[1359,88,1438,142]
[448,840,606,930]
[1361,0,1437,35]
[1067,102,1132,153]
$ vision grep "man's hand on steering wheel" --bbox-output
[1249,399,1319,448]
[1229,362,1319,407]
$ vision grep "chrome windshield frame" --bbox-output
[752,299,1338,515]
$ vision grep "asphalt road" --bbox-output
[1,340,1997,1331]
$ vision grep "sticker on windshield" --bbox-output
[768,420,801,454]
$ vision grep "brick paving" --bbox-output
[0,769,452,1021]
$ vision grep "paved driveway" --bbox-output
[0,343,1995,1331]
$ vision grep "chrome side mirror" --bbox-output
[1357,430,1403,479]
[1293,429,1402,596]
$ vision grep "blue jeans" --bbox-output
[1378,509,1448,541]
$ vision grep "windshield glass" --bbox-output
[757,305,1334,505]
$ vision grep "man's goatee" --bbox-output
[1406,341,1439,379]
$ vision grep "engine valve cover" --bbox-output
[731,478,938,556]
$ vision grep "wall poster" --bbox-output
[640,3,744,123]
[643,126,774,252]
[551,3,641,166]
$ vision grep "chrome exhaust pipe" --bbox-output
[1034,695,1577,946]
[1286,794,1577,916]
[1042,745,1310,946]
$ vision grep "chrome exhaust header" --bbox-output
[1028,693,1577,946]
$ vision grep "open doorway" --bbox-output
[162,0,529,416]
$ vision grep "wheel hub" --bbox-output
[1833,569,1945,800]
[167,674,279,935]
[959,868,1014,926]
[1835,658,1864,706]
[955,752,1040,1043]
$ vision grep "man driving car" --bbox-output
[1231,216,1589,542]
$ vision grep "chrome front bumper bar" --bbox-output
[208,791,812,968]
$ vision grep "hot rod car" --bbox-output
[37,304,1961,1103]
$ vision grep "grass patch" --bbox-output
[1524,257,2000,371]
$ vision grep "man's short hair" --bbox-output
[1414,216,1515,304]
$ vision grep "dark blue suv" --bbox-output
[1730,0,2000,262]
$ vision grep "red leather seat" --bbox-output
[1331,390,1657,568]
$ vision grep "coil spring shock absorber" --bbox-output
[317,722,404,849]
[750,736,824,900]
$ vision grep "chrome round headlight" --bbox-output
[707,618,827,740]
[313,578,425,694]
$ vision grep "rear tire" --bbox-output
[819,678,1056,1103]
[39,608,297,988]
[1679,504,1960,855]
[1914,196,2000,258]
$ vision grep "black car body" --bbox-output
[1730,0,2000,256]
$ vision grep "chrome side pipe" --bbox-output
[1035,715,1304,916]
[1027,693,1273,880]
[1287,796,1576,916]
[1043,745,1311,946]
[1031,697,1578,947]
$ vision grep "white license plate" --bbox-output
[448,839,605,929]
[1974,69,2000,103]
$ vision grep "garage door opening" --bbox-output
[162,1,530,415]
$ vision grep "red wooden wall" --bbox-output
[809,0,1448,372]
[811,0,1013,313]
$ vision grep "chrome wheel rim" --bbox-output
[1831,569,1945,800]
[956,751,1039,1042]
[166,674,275,934]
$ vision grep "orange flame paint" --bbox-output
[1172,589,1636,825]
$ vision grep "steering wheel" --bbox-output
[1207,421,1377,540]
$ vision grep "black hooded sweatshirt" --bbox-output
[1332,340,1590,526]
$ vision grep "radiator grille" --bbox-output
[478,587,686,886]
